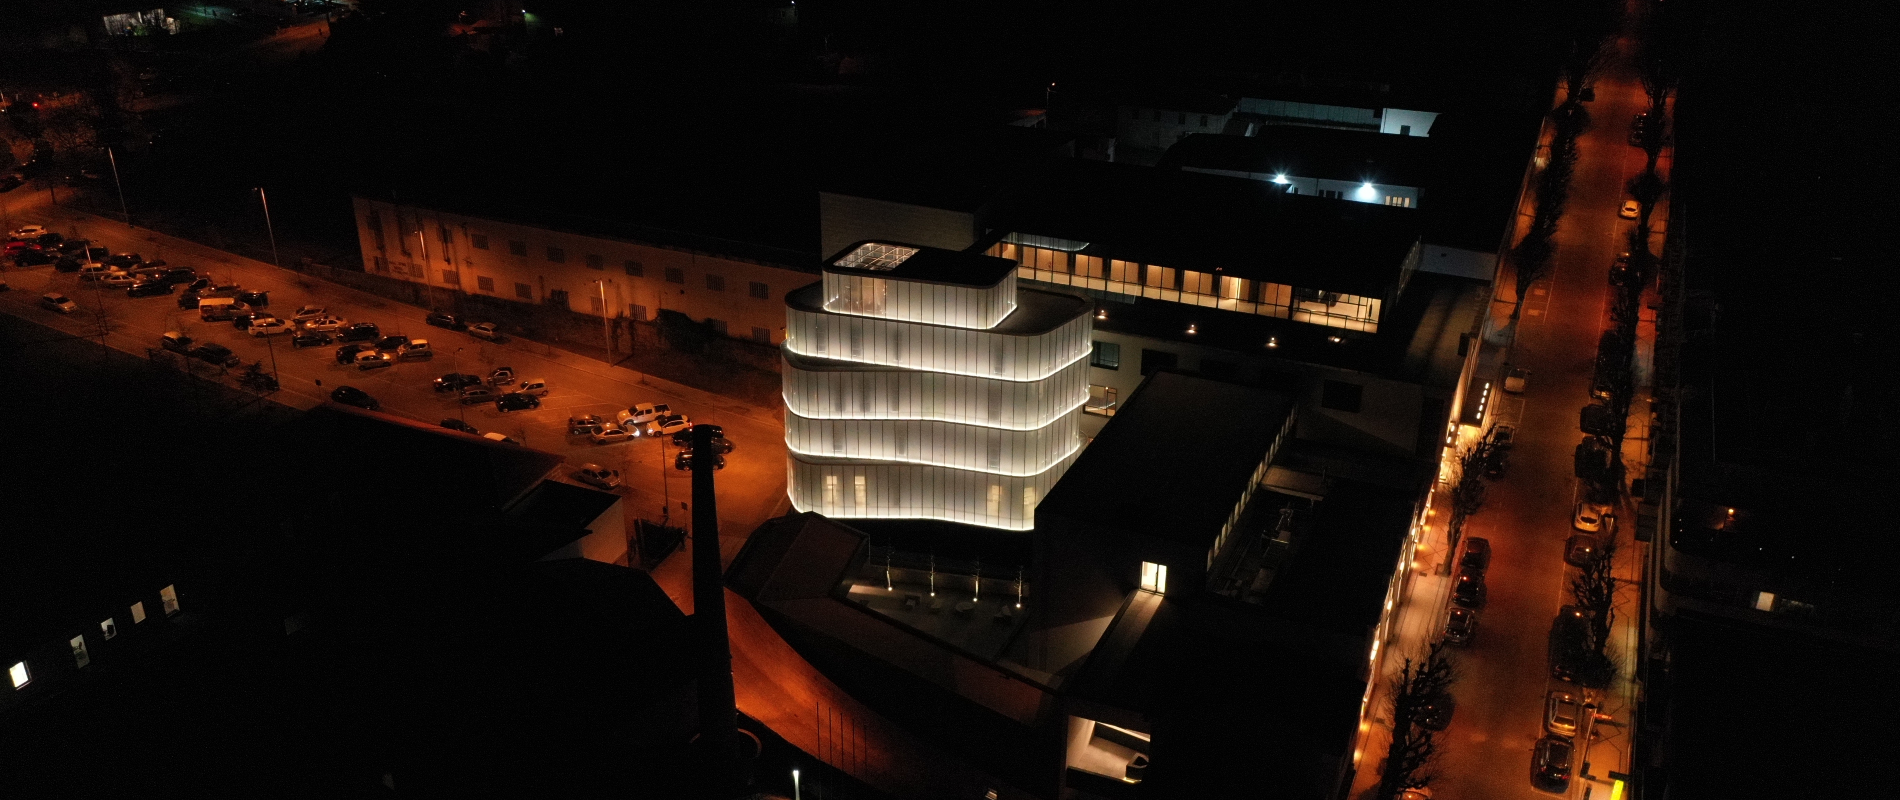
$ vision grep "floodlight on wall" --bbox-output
[1266,336,1278,348]
[1186,323,1197,335]
[1272,174,1290,184]
[1355,183,1378,201]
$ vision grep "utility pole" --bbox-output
[595,278,613,361]
[106,147,129,225]
[255,187,280,269]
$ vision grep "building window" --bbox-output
[477,276,495,292]
[547,289,569,308]
[1319,189,1343,200]
[372,256,388,273]
[750,281,770,299]
[471,234,489,250]
[1109,260,1141,283]
[130,602,147,624]
[630,304,648,321]
[514,282,534,300]
[546,246,565,263]
[1085,385,1118,416]
[624,260,644,277]
[1144,266,1176,289]
[708,318,729,336]
[1090,341,1121,370]
[8,661,27,690]
[438,224,452,245]
[71,635,90,669]
[1140,348,1178,376]
[441,269,459,284]
[585,253,604,270]
[1199,115,1209,128]
[1384,196,1414,208]
[1754,591,1776,612]
[854,475,867,510]
[1181,270,1215,296]
[1177,112,1187,125]
[367,211,385,251]
[409,262,425,278]
[752,326,772,343]
[665,268,685,284]
[706,274,726,291]
[100,618,117,640]
[1140,561,1168,594]
[1321,379,1365,412]
[509,240,528,257]
[823,474,841,506]
[589,296,604,314]
[987,484,1003,516]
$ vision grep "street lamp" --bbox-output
[594,278,613,360]
[105,147,129,225]
[254,187,280,269]
[792,768,801,800]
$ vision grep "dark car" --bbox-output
[1531,736,1574,791]
[291,331,332,348]
[1452,569,1487,608]
[156,267,198,286]
[434,372,483,392]
[126,280,175,298]
[1444,606,1477,646]
[1609,252,1633,286]
[57,238,91,255]
[458,386,498,405]
[440,418,480,435]
[337,322,380,343]
[374,334,409,352]
[104,252,143,269]
[330,385,380,411]
[231,311,273,330]
[237,290,269,307]
[184,277,212,293]
[671,424,735,454]
[1418,693,1456,731]
[13,249,56,267]
[1484,448,1509,478]
[335,343,374,364]
[34,232,63,247]
[1550,605,1592,682]
[1459,537,1491,572]
[54,255,84,272]
[188,342,240,368]
[674,451,727,471]
[424,311,467,331]
[495,392,540,413]
[1563,535,1602,568]
[1574,433,1614,477]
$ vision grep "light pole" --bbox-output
[1045,81,1055,108]
[254,187,280,269]
[594,278,613,360]
[792,768,801,800]
[105,147,129,225]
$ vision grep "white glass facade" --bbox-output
[786,243,1092,531]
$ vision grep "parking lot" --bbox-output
[2,210,793,543]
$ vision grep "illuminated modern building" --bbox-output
[783,241,1094,530]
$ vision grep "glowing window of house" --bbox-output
[1075,255,1105,278]
[100,618,118,640]
[71,636,90,669]
[1754,591,1776,612]
[834,243,919,271]
[1180,270,1216,296]
[854,475,867,510]
[987,484,1003,516]
[130,602,147,624]
[823,474,841,506]
[1022,486,1037,513]
[161,585,180,616]
[1144,266,1176,288]
[1140,562,1168,594]
[1109,260,1141,283]
[8,661,27,689]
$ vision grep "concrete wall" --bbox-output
[352,197,807,347]
[816,193,977,260]
[1115,106,1234,152]
[1380,108,1439,137]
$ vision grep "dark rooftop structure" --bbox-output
[984,159,1422,297]
[1159,129,1435,190]
[784,283,1091,338]
[1040,372,1294,547]
[827,240,1019,287]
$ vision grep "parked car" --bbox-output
[78,263,123,281]
[1572,501,1611,533]
[1609,253,1633,285]
[335,343,374,364]
[40,292,77,313]
[126,280,175,298]
[56,238,91,255]
[568,413,609,436]
[248,318,294,336]
[355,350,394,370]
[1531,736,1574,792]
[337,322,380,342]
[160,331,192,354]
[13,249,56,267]
[189,342,240,368]
[396,339,433,361]
[1452,569,1487,608]
[374,334,409,352]
[1503,366,1529,393]
[10,224,48,239]
[618,402,671,429]
[302,316,346,333]
[674,451,727,471]
[1418,693,1455,731]
[1459,537,1491,572]
[1563,535,1602,568]
[434,372,484,393]
[440,418,480,435]
[237,290,269,307]
[487,366,516,386]
[231,311,273,330]
[1574,435,1614,478]
[104,252,143,268]
[468,322,502,341]
[458,386,498,405]
[1443,606,1477,646]
[1489,424,1516,450]
[155,267,198,286]
[644,413,692,438]
[330,385,380,410]
[482,432,520,445]
[672,425,736,453]
[100,272,137,288]
[1545,690,1583,738]
[425,311,466,330]
[291,304,327,322]
[1550,605,1592,682]
[1619,199,1640,220]
[590,424,635,445]
[573,463,622,490]
[1484,448,1510,479]
[291,331,332,348]
[184,277,212,293]
[496,392,540,413]
[54,255,85,272]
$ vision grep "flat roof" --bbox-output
[826,241,1018,288]
[784,282,1091,338]
[1246,482,1414,637]
[985,159,1421,297]
[1039,372,1295,546]
[1159,129,1435,189]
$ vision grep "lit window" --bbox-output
[100,618,117,640]
[130,602,147,624]
[161,585,180,616]
[854,475,867,510]
[987,484,1002,516]
[1140,562,1168,594]
[71,635,90,669]
[8,661,27,689]
[823,474,841,506]
[1754,591,1776,612]
[1090,341,1120,370]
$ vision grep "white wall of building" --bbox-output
[1379,108,1438,137]
[1116,106,1235,151]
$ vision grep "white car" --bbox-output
[618,402,671,429]
[468,322,502,341]
[78,264,124,281]
[249,318,294,336]
[590,424,635,445]
[10,225,47,240]
[1572,501,1612,533]
[302,316,346,332]
[100,272,138,287]
[1503,367,1528,394]
[355,350,394,370]
[1619,200,1640,219]
[574,463,622,490]
[643,413,691,438]
[291,305,327,322]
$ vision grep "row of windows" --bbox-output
[9,588,179,692]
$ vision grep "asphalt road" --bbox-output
[1,201,793,553]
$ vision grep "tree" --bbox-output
[1444,442,1489,559]
[1377,641,1458,800]
[1571,534,1619,658]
